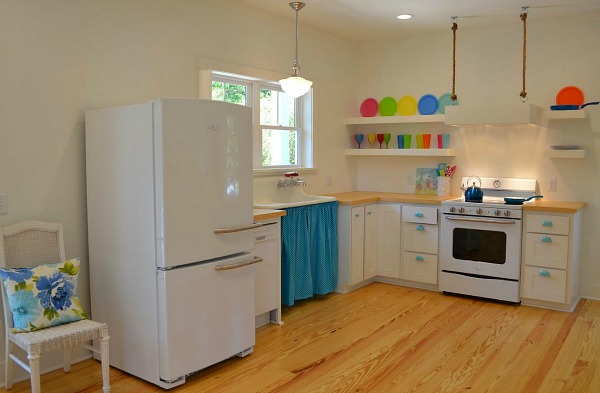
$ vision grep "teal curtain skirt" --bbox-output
[281,201,338,306]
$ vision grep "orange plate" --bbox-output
[556,86,584,105]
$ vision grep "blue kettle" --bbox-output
[464,176,483,202]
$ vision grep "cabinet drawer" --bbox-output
[525,214,570,235]
[524,233,568,270]
[521,266,567,304]
[403,252,437,284]
[402,222,438,254]
[402,206,438,224]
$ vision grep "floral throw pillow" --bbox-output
[0,258,88,333]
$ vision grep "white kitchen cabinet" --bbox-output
[401,205,439,285]
[376,204,401,279]
[520,211,583,311]
[364,204,379,280]
[337,204,378,292]
[253,217,282,328]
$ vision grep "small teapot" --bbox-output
[464,176,483,202]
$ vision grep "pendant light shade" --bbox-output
[280,2,312,98]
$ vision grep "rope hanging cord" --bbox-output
[451,21,458,102]
[520,11,527,100]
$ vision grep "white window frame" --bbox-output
[206,69,314,175]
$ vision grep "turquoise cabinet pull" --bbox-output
[539,270,551,277]
[415,211,424,217]
[541,236,552,243]
[416,225,425,231]
[416,255,424,261]
[542,220,553,227]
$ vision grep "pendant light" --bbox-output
[520,6,529,102]
[279,2,313,99]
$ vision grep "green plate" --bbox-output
[378,97,397,116]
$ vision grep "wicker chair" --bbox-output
[0,220,110,393]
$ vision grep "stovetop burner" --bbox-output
[441,177,538,218]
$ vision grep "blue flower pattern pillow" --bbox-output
[0,258,88,333]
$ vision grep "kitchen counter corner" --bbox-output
[522,200,586,213]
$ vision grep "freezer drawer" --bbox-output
[156,253,258,386]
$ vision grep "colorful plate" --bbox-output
[437,93,458,114]
[378,96,397,116]
[397,95,417,116]
[556,86,584,106]
[360,98,378,117]
[418,94,438,115]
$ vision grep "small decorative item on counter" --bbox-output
[436,163,456,196]
[415,168,438,195]
[354,133,364,148]
[368,133,376,148]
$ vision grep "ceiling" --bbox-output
[234,0,600,42]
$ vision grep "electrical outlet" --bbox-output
[549,179,557,192]
[0,193,7,214]
[325,175,332,186]
[407,175,414,186]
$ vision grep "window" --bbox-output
[211,71,313,171]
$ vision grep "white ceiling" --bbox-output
[234,0,600,42]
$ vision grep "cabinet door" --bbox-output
[403,251,438,284]
[524,233,569,270]
[403,222,438,254]
[349,206,365,285]
[377,204,401,279]
[521,266,567,303]
[364,205,378,280]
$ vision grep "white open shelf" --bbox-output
[544,110,588,120]
[344,114,446,125]
[345,148,456,157]
[544,149,586,159]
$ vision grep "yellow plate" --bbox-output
[397,96,418,116]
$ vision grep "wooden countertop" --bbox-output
[522,199,586,213]
[323,191,586,213]
[253,208,286,221]
[324,191,459,206]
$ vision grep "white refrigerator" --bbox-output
[85,98,259,389]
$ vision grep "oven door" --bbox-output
[439,214,522,280]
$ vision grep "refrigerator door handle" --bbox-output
[214,257,263,271]
[213,223,263,234]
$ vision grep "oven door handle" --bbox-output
[444,216,517,225]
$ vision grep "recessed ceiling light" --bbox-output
[397,14,413,20]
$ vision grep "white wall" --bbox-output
[0,0,357,381]
[353,13,600,298]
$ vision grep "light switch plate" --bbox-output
[0,193,7,214]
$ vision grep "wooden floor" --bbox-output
[3,282,600,392]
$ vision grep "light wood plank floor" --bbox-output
[3,282,600,392]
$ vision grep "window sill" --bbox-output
[253,167,317,177]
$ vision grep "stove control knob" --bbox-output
[458,207,465,213]
[476,208,483,214]
[504,210,511,217]
[495,210,502,216]
[449,206,455,213]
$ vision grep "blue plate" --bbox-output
[418,94,438,115]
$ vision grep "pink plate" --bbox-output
[360,98,378,117]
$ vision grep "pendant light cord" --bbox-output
[451,19,458,102]
[520,8,528,101]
